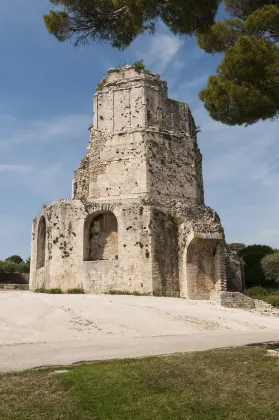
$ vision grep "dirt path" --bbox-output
[1,292,279,372]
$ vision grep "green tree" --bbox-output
[0,260,18,273]
[198,2,279,125]
[44,1,279,126]
[16,262,30,274]
[0,255,30,274]
[238,244,275,288]
[5,255,23,264]
[261,252,279,285]
[44,0,221,49]
[25,256,31,269]
[227,242,246,253]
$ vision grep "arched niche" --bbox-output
[186,237,220,299]
[84,211,118,261]
[37,216,46,269]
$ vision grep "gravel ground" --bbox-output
[1,291,279,372]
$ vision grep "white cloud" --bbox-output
[189,105,279,248]
[0,113,91,152]
[137,34,182,74]
[0,164,34,173]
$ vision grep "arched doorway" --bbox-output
[37,216,46,269]
[186,238,220,299]
[84,211,118,261]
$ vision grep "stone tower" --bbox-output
[30,66,229,299]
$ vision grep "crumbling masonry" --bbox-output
[30,66,242,299]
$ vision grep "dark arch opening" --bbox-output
[84,211,118,261]
[37,216,46,269]
[186,238,220,299]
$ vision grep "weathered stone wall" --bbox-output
[145,132,204,204]
[73,67,204,205]
[30,66,229,299]
[211,291,255,309]
[30,201,155,294]
[30,200,87,291]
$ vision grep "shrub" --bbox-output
[264,294,279,308]
[244,286,268,299]
[35,288,63,294]
[105,290,148,296]
[0,260,18,273]
[67,288,85,294]
[6,255,23,264]
[16,262,30,274]
[244,287,279,308]
[133,59,145,73]
[261,253,279,286]
[227,243,246,253]
[239,245,274,288]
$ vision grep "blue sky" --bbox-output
[1,1,279,260]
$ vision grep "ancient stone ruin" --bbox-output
[30,66,242,301]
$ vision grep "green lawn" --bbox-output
[1,347,279,419]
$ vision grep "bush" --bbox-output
[261,253,279,286]
[105,290,148,296]
[0,260,18,273]
[6,255,23,264]
[227,243,246,253]
[16,262,30,274]
[244,286,268,299]
[239,245,275,288]
[133,59,145,73]
[264,294,279,308]
[35,288,63,294]
[244,287,279,308]
[67,288,85,294]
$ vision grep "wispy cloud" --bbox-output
[0,164,34,173]
[137,34,182,74]
[0,113,91,152]
[189,104,279,247]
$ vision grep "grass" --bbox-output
[244,286,279,308]
[35,288,63,294]
[1,347,279,419]
[67,288,85,294]
[35,288,85,294]
[105,290,150,296]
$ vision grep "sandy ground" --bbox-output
[1,291,279,372]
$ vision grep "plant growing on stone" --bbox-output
[97,78,107,91]
[133,59,145,73]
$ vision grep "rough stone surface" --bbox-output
[211,291,255,310]
[30,66,242,299]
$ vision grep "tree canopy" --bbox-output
[236,244,275,288]
[198,1,279,125]
[44,1,279,126]
[261,252,279,285]
[44,0,221,49]
[0,256,30,274]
